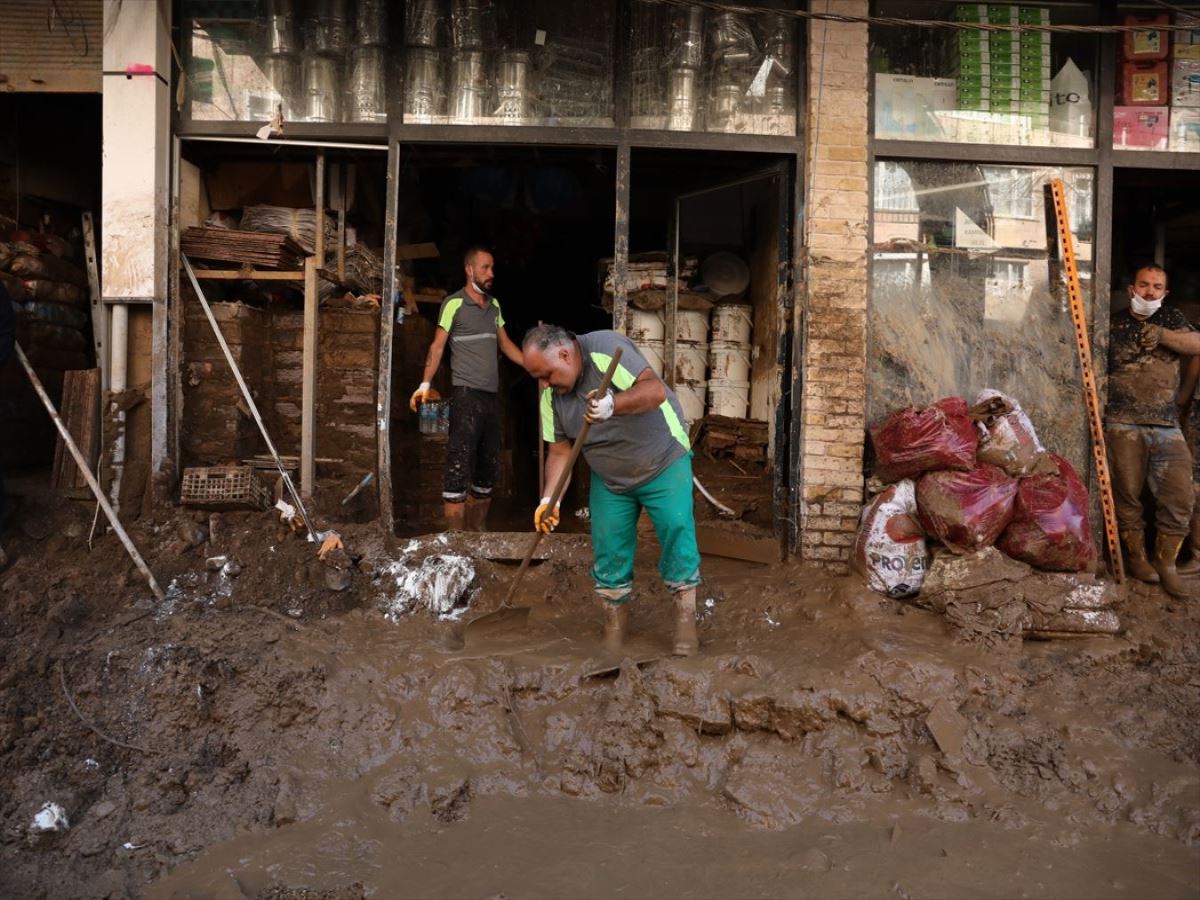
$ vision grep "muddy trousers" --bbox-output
[1105,423,1194,535]
[588,453,701,604]
[442,387,500,503]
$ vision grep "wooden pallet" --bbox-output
[51,368,100,492]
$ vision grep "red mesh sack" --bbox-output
[916,463,1019,553]
[870,397,979,483]
[997,454,1096,572]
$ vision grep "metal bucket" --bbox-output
[667,67,699,131]
[301,55,341,122]
[406,0,440,47]
[262,54,300,118]
[347,46,386,122]
[355,0,388,46]
[495,50,531,122]
[668,6,705,69]
[450,50,488,123]
[263,0,298,55]
[306,0,348,56]
[404,47,442,121]
[450,0,484,49]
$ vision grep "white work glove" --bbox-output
[534,497,561,534]
[409,381,435,412]
[585,388,615,424]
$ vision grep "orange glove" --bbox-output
[409,382,441,412]
[534,497,561,534]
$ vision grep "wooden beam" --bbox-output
[190,270,306,281]
[315,152,326,269]
[301,256,318,497]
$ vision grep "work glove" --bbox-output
[1140,324,1162,352]
[409,382,440,412]
[585,388,615,424]
[534,497,561,534]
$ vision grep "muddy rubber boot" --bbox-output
[1153,533,1189,598]
[443,501,465,532]
[672,587,699,657]
[1176,513,1200,575]
[464,496,491,532]
[1121,530,1160,583]
[601,601,629,654]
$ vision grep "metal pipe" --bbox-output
[108,302,129,511]
[179,135,387,151]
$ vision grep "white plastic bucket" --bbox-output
[708,380,750,418]
[628,308,665,342]
[674,341,708,383]
[708,340,751,383]
[675,380,707,422]
[710,304,753,344]
[676,308,711,343]
[634,339,664,377]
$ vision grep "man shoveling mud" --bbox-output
[1105,264,1200,597]
[410,246,524,531]
[521,323,701,655]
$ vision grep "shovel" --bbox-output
[462,348,623,643]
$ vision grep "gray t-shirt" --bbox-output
[541,331,690,493]
[437,290,506,392]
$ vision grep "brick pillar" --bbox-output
[799,0,871,572]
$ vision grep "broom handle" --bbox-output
[504,348,623,605]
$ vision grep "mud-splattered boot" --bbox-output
[443,501,465,532]
[1121,530,1160,583]
[601,601,629,654]
[672,587,699,657]
[1175,510,1200,576]
[1153,533,1189,598]
[464,496,490,532]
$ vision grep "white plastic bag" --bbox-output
[852,480,929,598]
[1050,59,1093,140]
[973,389,1046,476]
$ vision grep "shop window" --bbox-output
[185,1,390,124]
[869,160,1095,472]
[1113,9,1200,152]
[871,3,1097,148]
[631,1,799,136]
[401,0,614,127]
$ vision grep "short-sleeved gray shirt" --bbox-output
[541,331,690,493]
[437,290,506,393]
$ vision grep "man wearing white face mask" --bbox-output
[1105,264,1200,597]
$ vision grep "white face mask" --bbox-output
[1130,293,1162,317]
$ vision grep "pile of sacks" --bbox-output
[852,391,1114,638]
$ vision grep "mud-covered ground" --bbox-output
[1,487,1198,899]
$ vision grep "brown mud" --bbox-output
[1,491,1198,899]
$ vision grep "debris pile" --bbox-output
[857,391,1109,638]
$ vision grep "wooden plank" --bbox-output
[396,242,439,261]
[377,141,400,535]
[696,525,779,564]
[52,369,100,491]
[190,270,306,281]
[315,153,326,270]
[301,257,318,497]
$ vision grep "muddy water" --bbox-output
[141,554,1200,899]
[149,789,1196,899]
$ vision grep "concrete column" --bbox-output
[798,0,871,572]
[101,0,172,502]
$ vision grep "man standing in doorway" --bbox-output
[410,246,524,531]
[521,323,702,656]
[1106,263,1200,597]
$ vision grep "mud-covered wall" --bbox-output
[182,302,379,486]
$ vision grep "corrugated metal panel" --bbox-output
[0,0,103,92]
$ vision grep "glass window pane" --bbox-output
[871,3,1097,148]
[869,161,1096,475]
[632,1,799,136]
[186,1,390,125]
[1115,9,1200,152]
[402,0,615,127]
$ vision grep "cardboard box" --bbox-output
[874,75,957,139]
[1123,15,1170,61]
[1171,59,1200,106]
[1170,108,1200,150]
[1122,61,1169,104]
[1114,105,1169,149]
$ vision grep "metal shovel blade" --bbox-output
[462,604,532,644]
